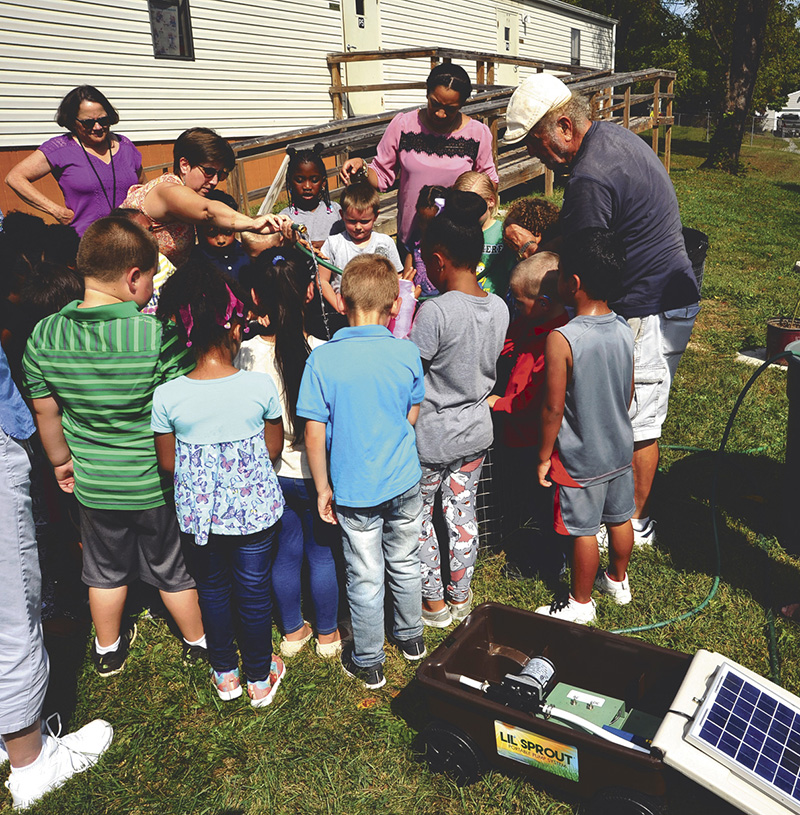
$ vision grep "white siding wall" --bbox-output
[0,0,343,148]
[380,0,614,111]
[766,89,800,130]
[0,0,614,148]
[516,1,613,71]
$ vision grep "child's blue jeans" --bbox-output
[272,477,339,637]
[335,482,423,668]
[182,526,276,682]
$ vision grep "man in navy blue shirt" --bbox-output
[503,74,700,547]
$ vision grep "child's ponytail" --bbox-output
[157,259,247,356]
[422,189,486,269]
[239,248,311,444]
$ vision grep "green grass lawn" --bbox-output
[6,127,800,815]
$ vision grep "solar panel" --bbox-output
[686,662,800,814]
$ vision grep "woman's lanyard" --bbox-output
[78,135,117,211]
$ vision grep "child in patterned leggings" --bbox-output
[410,190,509,628]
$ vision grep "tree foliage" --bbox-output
[565,0,800,114]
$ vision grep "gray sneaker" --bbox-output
[421,605,452,628]
[447,588,474,622]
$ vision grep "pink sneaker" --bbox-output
[212,668,242,701]
[248,657,286,708]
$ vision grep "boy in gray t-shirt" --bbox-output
[535,228,635,625]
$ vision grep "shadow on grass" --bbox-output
[42,618,91,731]
[654,451,800,610]
[775,182,800,196]
[661,137,710,160]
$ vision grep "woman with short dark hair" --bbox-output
[339,63,498,252]
[122,127,289,267]
[5,85,144,236]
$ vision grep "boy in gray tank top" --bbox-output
[535,228,636,625]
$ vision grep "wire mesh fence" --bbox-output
[672,112,783,144]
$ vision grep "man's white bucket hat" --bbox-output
[502,74,573,145]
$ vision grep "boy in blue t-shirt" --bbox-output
[298,254,425,690]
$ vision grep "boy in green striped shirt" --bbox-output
[22,217,205,677]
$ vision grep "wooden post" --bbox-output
[651,78,660,156]
[664,77,674,173]
[623,85,630,129]
[238,159,251,216]
[330,60,344,120]
[489,116,499,166]
[227,160,241,212]
[545,168,554,197]
[443,56,452,64]
[487,61,495,85]
[431,56,439,70]
[477,60,485,86]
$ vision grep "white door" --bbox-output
[496,10,519,86]
[341,0,384,115]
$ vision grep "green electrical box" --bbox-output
[542,683,627,730]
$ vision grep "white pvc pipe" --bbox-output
[543,706,651,754]
[458,675,489,692]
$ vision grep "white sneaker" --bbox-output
[633,519,657,547]
[1,716,54,767]
[597,520,657,549]
[5,720,113,810]
[594,570,632,605]
[596,525,609,550]
[535,596,596,625]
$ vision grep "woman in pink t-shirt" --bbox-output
[339,63,499,249]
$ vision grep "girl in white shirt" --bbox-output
[236,248,344,658]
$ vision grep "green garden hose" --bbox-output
[611,351,790,638]
[294,239,344,277]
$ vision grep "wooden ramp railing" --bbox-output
[326,46,596,120]
[208,66,676,235]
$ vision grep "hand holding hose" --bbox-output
[251,212,293,236]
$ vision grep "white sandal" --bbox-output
[279,623,313,657]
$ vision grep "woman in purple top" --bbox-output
[338,63,498,249]
[5,86,143,236]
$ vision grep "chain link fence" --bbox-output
[672,112,785,144]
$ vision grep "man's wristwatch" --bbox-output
[517,240,535,260]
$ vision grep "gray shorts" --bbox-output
[79,502,195,592]
[0,430,49,734]
[554,469,635,537]
[628,305,699,443]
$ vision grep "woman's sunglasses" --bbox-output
[77,117,112,129]
[197,166,229,182]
